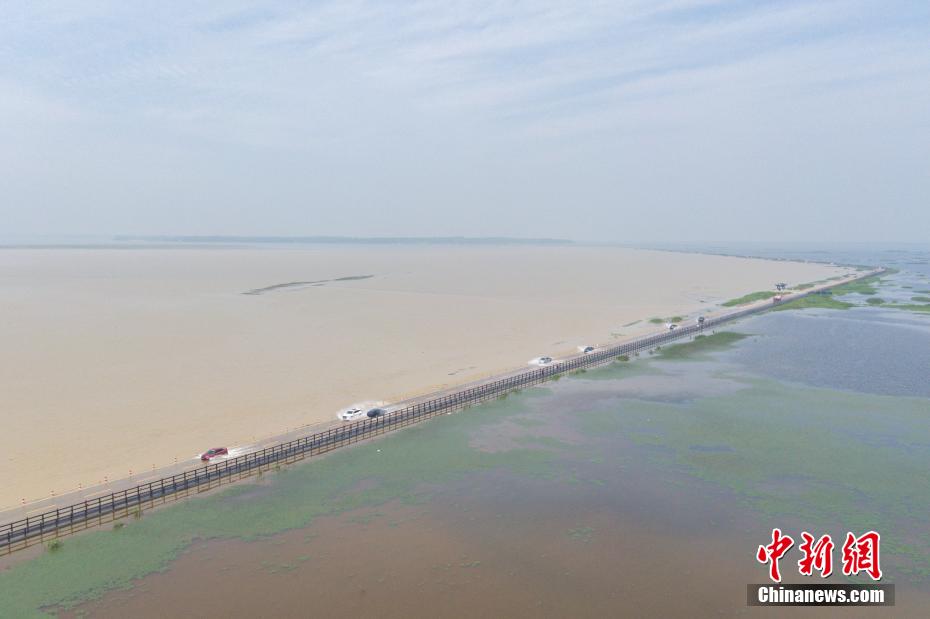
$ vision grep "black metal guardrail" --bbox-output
[0,273,877,554]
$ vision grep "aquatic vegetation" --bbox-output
[834,283,877,295]
[886,303,930,314]
[796,269,894,295]
[865,297,885,305]
[771,295,854,311]
[829,270,896,296]
[648,316,683,324]
[510,416,545,428]
[721,291,777,306]
[656,332,749,360]
[647,315,684,324]
[243,275,374,295]
[579,357,662,382]
[911,296,930,303]
[567,527,595,542]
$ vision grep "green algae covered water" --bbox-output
[2,250,930,617]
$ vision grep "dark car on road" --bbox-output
[200,447,229,461]
[367,408,387,418]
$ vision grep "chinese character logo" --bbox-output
[756,528,794,583]
[842,531,882,581]
[757,529,882,582]
[798,532,834,578]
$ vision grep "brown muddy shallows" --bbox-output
[60,494,927,619]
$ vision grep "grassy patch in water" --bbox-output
[789,272,891,299]
[830,271,896,296]
[886,303,930,314]
[722,291,777,306]
[567,526,595,543]
[771,295,854,312]
[834,283,877,295]
[577,357,663,382]
[865,297,885,305]
[0,393,564,618]
[655,332,749,360]
[911,296,930,303]
[649,316,683,324]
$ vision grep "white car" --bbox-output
[529,356,554,366]
[579,346,596,354]
[337,407,366,421]
[666,323,678,331]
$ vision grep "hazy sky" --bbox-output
[2,1,928,243]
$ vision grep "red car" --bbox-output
[200,447,228,461]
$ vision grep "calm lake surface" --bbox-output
[2,247,929,618]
